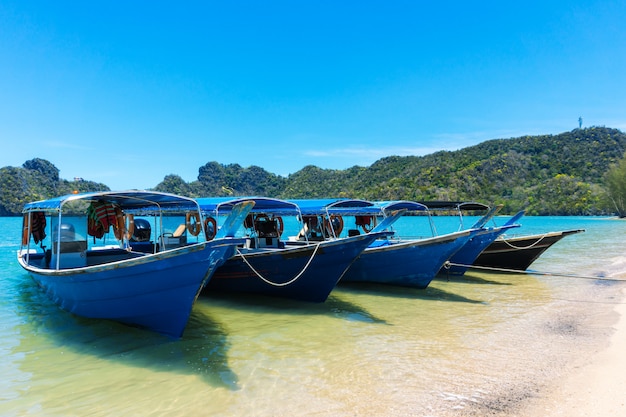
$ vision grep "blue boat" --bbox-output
[197,197,391,302]
[17,191,252,338]
[312,200,476,288]
[417,202,524,276]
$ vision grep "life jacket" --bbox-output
[355,215,373,227]
[87,204,105,238]
[30,211,47,244]
[95,201,118,231]
[87,201,119,238]
[355,215,374,232]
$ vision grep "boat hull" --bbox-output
[205,233,387,302]
[443,225,517,276]
[341,230,472,288]
[473,229,584,271]
[19,241,238,338]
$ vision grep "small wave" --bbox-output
[604,255,626,279]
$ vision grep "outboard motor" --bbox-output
[131,218,151,242]
[55,223,76,241]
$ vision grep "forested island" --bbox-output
[2,126,626,216]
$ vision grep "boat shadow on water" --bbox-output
[434,270,516,286]
[199,291,389,324]
[336,282,484,304]
[14,278,240,390]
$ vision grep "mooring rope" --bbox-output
[444,261,626,282]
[498,233,549,250]
[236,242,322,287]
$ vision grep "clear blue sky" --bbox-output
[1,1,625,191]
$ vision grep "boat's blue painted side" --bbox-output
[443,224,520,275]
[21,239,241,338]
[206,231,390,302]
[18,191,254,338]
[341,230,472,288]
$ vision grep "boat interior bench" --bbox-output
[247,237,285,249]
[85,248,146,266]
[21,251,47,268]
[23,247,147,269]
[129,241,159,253]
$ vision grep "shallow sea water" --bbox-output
[1,216,625,416]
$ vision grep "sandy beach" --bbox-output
[521,287,626,417]
[4,216,625,417]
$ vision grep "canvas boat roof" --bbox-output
[289,199,383,216]
[290,199,429,216]
[374,200,428,213]
[197,196,301,216]
[22,190,200,214]
[419,201,490,211]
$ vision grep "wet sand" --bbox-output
[440,275,626,417]
[520,287,626,417]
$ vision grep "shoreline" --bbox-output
[521,286,626,416]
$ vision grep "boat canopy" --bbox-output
[290,199,382,216]
[22,190,201,214]
[374,200,428,214]
[419,201,490,211]
[417,201,494,234]
[197,196,301,216]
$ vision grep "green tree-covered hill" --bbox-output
[0,158,109,216]
[2,127,625,215]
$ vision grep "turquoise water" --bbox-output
[1,216,625,416]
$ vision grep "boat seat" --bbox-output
[50,240,88,268]
[172,224,186,237]
[255,217,279,238]
[160,224,188,247]
[85,248,145,266]
[249,237,284,249]
[130,241,159,253]
[53,240,88,253]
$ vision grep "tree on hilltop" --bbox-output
[605,152,626,217]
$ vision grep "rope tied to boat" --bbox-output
[498,233,549,250]
[235,242,322,287]
[446,261,626,282]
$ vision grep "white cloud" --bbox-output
[303,145,441,160]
